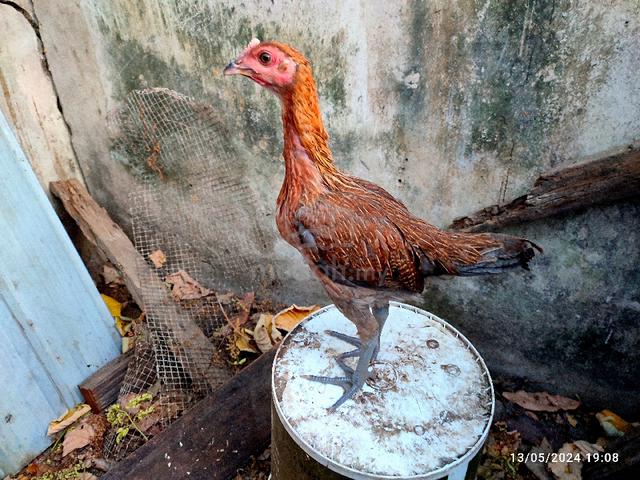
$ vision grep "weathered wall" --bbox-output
[15,0,640,412]
[0,1,83,194]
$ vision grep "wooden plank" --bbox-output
[50,179,222,391]
[0,109,120,476]
[79,350,133,413]
[103,350,275,480]
[450,146,640,232]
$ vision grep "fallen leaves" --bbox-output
[502,391,580,412]
[253,314,282,353]
[273,304,319,332]
[101,264,124,285]
[101,293,135,350]
[227,303,318,355]
[595,409,631,437]
[148,249,167,268]
[62,423,96,457]
[478,421,521,479]
[47,404,91,436]
[165,270,211,300]
[101,294,122,318]
[547,442,583,480]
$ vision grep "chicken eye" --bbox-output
[258,51,271,65]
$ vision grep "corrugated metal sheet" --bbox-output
[0,110,120,476]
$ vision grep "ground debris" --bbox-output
[164,270,212,300]
[47,405,92,436]
[232,448,271,480]
[502,391,580,412]
[10,413,111,480]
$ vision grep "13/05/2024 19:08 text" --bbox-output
[510,452,619,463]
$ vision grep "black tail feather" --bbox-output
[456,234,542,276]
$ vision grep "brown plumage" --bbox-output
[225,39,541,410]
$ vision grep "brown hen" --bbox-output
[224,39,541,410]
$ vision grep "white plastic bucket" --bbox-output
[272,302,494,479]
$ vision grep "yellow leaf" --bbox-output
[101,294,122,318]
[235,331,259,353]
[273,304,320,332]
[47,404,91,436]
[114,315,133,337]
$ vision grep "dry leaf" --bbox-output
[484,422,521,458]
[101,294,122,318]
[114,316,133,337]
[235,330,259,354]
[253,314,283,353]
[573,440,603,456]
[273,304,320,332]
[102,265,123,285]
[47,404,91,435]
[79,473,98,480]
[566,414,578,427]
[62,422,95,457]
[148,249,167,268]
[548,443,582,480]
[122,336,135,353]
[502,390,580,412]
[596,409,630,437]
[165,270,211,300]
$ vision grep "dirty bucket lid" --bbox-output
[272,302,494,479]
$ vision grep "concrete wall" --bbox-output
[0,1,83,194]
[2,1,638,413]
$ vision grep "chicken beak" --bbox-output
[223,61,255,78]
[223,61,242,76]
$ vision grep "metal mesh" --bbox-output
[104,88,267,459]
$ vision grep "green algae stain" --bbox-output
[466,0,615,170]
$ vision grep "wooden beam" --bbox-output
[50,179,222,391]
[450,146,640,232]
[102,349,275,480]
[79,350,133,413]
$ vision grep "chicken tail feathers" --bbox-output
[454,233,542,276]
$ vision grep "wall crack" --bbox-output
[0,0,86,185]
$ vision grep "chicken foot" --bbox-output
[304,304,389,411]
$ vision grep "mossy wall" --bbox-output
[30,0,640,413]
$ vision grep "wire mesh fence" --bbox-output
[104,88,267,459]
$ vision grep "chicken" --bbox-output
[224,39,541,410]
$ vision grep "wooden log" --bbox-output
[79,350,133,413]
[50,179,221,391]
[102,349,275,480]
[450,145,640,232]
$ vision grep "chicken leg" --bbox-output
[304,303,389,411]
